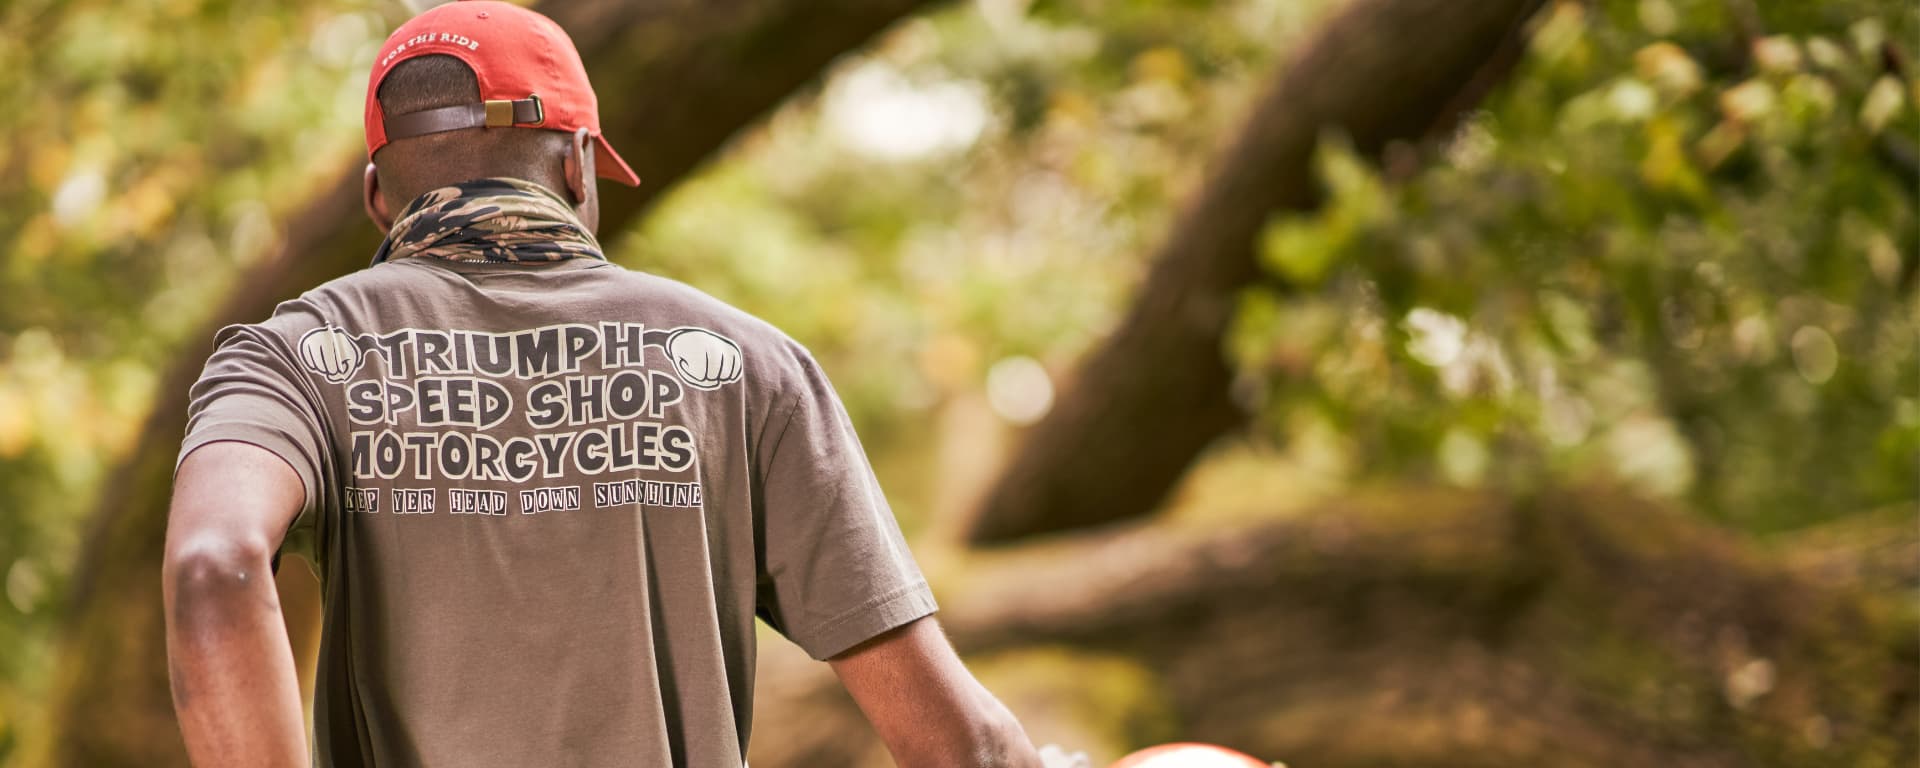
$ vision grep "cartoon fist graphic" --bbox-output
[665,327,743,390]
[298,326,365,384]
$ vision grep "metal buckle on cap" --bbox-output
[483,94,544,128]
[524,93,544,126]
[484,99,514,127]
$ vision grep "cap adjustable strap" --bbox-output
[383,94,545,142]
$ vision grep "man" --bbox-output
[162,3,1042,766]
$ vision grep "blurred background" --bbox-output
[0,0,1915,765]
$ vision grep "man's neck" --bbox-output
[384,172,569,218]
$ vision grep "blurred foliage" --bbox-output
[0,0,1914,762]
[0,0,398,753]
[1232,0,1918,532]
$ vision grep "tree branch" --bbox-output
[940,490,1917,764]
[749,489,1916,765]
[963,0,1550,545]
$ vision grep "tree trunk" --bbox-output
[963,0,1548,545]
[46,1,936,764]
[753,488,1919,767]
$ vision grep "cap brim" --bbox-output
[593,134,641,187]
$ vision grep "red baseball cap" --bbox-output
[364,0,640,187]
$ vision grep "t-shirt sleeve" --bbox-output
[177,322,332,565]
[754,351,936,660]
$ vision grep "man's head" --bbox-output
[361,1,639,234]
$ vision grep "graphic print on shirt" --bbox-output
[296,322,742,516]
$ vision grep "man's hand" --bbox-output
[664,327,743,390]
[829,617,1042,768]
[164,441,308,768]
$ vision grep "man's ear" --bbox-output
[561,127,600,233]
[363,163,394,234]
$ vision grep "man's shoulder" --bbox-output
[226,263,421,341]
[281,260,425,315]
[560,264,801,352]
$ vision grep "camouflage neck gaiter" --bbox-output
[371,177,604,265]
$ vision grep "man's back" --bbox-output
[183,229,933,765]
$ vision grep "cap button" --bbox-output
[476,11,489,18]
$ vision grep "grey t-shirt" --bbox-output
[178,256,935,767]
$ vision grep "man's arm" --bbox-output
[164,441,309,768]
[829,616,1042,768]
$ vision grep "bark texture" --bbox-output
[46,1,936,764]
[963,0,1548,544]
